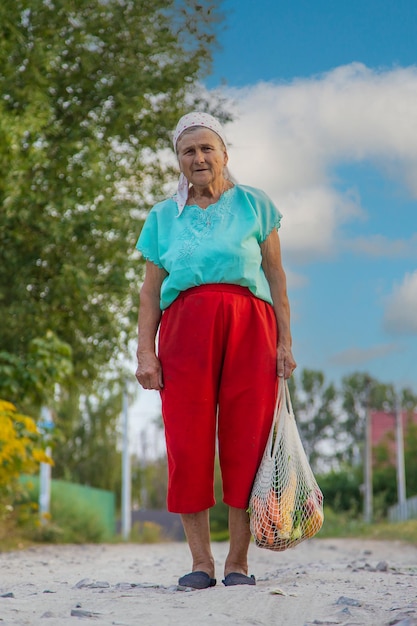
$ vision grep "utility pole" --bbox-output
[395,394,407,521]
[121,385,131,540]
[39,406,53,524]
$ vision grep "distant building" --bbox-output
[370,410,417,464]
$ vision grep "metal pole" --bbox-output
[364,395,373,523]
[39,448,52,522]
[121,385,131,540]
[395,395,407,520]
[39,406,53,524]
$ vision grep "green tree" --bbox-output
[316,467,362,515]
[53,378,124,493]
[404,419,417,497]
[132,456,168,510]
[372,439,397,518]
[339,373,373,466]
[335,375,417,519]
[339,373,390,464]
[0,0,224,391]
[400,388,417,413]
[0,331,72,412]
[290,369,338,472]
[373,410,417,512]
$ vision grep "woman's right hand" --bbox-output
[135,351,164,391]
[277,343,297,379]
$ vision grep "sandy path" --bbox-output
[0,538,416,625]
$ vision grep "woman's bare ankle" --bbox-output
[224,559,248,577]
[192,556,215,578]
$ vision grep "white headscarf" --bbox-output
[172,112,228,217]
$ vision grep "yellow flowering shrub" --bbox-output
[0,399,52,508]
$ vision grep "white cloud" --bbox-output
[348,233,417,259]
[329,342,404,366]
[278,186,361,262]
[383,271,417,334]
[219,63,417,262]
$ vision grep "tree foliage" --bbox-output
[290,369,338,472]
[316,375,417,518]
[53,378,124,493]
[132,454,168,510]
[338,373,402,465]
[0,331,72,412]
[404,420,417,497]
[0,399,51,517]
[0,0,223,391]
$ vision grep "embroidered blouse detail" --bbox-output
[177,189,234,260]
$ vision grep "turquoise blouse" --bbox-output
[136,184,282,310]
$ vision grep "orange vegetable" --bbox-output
[250,493,277,546]
[303,508,324,538]
[266,488,282,529]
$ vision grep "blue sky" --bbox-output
[133,0,417,441]
[208,0,417,85]
[204,0,417,391]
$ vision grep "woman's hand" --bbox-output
[277,343,297,379]
[135,261,167,391]
[136,350,164,391]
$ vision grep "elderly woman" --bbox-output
[135,112,296,589]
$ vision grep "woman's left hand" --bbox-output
[277,343,297,379]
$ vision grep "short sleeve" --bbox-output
[240,186,282,242]
[259,190,282,242]
[136,209,164,269]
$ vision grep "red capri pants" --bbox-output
[158,284,278,514]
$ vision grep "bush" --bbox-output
[0,399,51,523]
[129,521,165,543]
[317,506,367,538]
[317,467,362,515]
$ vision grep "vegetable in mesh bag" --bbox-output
[248,379,324,551]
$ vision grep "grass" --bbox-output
[317,506,417,544]
[0,484,110,548]
[0,516,35,551]
[212,507,417,545]
[2,506,417,550]
[211,507,417,545]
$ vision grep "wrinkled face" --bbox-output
[176,127,228,188]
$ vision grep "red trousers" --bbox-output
[158,284,278,513]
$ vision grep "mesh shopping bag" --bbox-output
[249,378,324,551]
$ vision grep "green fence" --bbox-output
[20,476,116,538]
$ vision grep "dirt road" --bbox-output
[1,538,416,625]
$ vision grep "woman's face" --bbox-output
[176,128,228,188]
